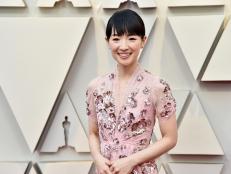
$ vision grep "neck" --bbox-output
[116,62,139,81]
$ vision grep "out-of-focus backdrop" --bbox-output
[0,0,230,173]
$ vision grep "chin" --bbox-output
[113,55,138,67]
[117,60,135,67]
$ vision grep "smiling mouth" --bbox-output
[118,53,132,59]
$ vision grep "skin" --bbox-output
[88,31,177,174]
[108,32,146,83]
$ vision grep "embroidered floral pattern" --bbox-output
[159,79,176,118]
[86,90,91,116]
[143,86,151,95]
[86,67,175,174]
[144,98,151,106]
[131,118,149,136]
[127,89,139,108]
[132,161,157,174]
[109,73,115,80]
[137,74,144,81]
[117,112,135,132]
[141,162,158,174]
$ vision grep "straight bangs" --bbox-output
[106,9,145,40]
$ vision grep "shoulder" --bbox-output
[141,69,161,86]
[142,69,172,93]
[86,72,113,92]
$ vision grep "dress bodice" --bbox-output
[86,65,176,174]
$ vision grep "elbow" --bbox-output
[165,138,177,151]
[170,134,178,149]
[165,134,177,150]
[170,137,177,149]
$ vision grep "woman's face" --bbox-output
[107,30,146,67]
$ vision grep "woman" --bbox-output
[86,9,177,174]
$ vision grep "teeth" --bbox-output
[118,53,130,58]
[120,54,129,56]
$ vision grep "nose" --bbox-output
[119,38,129,50]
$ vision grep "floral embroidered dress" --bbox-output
[86,65,176,174]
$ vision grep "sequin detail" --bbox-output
[159,79,176,118]
[109,73,115,80]
[144,98,151,106]
[86,67,175,174]
[137,74,144,81]
[143,86,151,95]
[141,162,158,174]
[127,89,139,108]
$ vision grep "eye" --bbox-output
[128,36,137,41]
[112,38,119,41]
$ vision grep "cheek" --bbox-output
[109,44,118,52]
[131,44,142,52]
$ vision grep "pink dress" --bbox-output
[86,65,176,174]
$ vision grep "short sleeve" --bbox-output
[86,80,97,118]
[155,78,176,119]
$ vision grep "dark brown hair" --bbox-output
[106,9,145,40]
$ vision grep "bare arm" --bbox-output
[110,114,177,174]
[127,78,178,165]
[127,114,177,165]
[110,79,177,174]
[88,116,112,174]
[88,116,101,160]
[86,79,112,174]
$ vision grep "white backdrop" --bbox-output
[0,0,231,173]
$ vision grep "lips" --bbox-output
[118,52,131,59]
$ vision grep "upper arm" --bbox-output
[154,78,177,142]
[158,113,177,143]
[88,114,99,135]
[86,81,99,136]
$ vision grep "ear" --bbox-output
[141,36,147,48]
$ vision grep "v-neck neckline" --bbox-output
[112,64,141,117]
